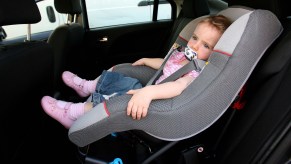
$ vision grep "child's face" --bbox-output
[187,22,222,61]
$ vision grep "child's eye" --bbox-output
[192,35,198,40]
[204,43,210,49]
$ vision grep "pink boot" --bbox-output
[41,96,75,129]
[62,71,91,97]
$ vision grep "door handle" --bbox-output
[99,36,108,42]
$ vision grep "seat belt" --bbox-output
[146,50,206,85]
[145,48,174,86]
[160,59,206,84]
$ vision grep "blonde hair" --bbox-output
[199,15,232,34]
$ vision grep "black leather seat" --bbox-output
[0,0,54,162]
[47,0,84,98]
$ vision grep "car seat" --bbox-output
[47,0,84,98]
[68,4,283,147]
[70,1,288,164]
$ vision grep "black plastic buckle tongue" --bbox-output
[184,46,198,61]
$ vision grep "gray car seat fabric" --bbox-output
[68,7,283,147]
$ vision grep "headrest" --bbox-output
[54,0,82,14]
[228,0,289,19]
[176,7,253,46]
[182,0,210,18]
[0,0,41,26]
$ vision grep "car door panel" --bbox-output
[74,21,174,79]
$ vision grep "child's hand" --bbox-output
[126,88,152,120]
[132,58,148,66]
[132,58,164,70]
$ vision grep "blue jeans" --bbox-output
[92,70,143,107]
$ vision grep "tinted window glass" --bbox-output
[85,0,171,28]
[2,0,66,40]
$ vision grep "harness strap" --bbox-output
[146,58,206,86]
[159,59,206,84]
[146,48,174,86]
[146,45,206,86]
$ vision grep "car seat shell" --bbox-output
[68,7,283,147]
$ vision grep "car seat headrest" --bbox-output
[228,0,288,19]
[177,7,253,45]
[0,0,41,26]
[54,0,82,15]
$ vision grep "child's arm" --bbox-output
[132,58,164,69]
[126,76,194,120]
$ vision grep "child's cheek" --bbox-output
[187,39,195,46]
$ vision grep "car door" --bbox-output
[1,0,177,80]
[72,0,177,79]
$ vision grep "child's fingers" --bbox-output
[132,58,146,66]
[132,60,142,66]
[131,105,138,119]
[136,107,143,120]
[127,101,133,116]
[126,89,139,94]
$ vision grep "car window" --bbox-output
[2,0,66,40]
[85,0,172,28]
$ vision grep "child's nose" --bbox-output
[190,42,199,51]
